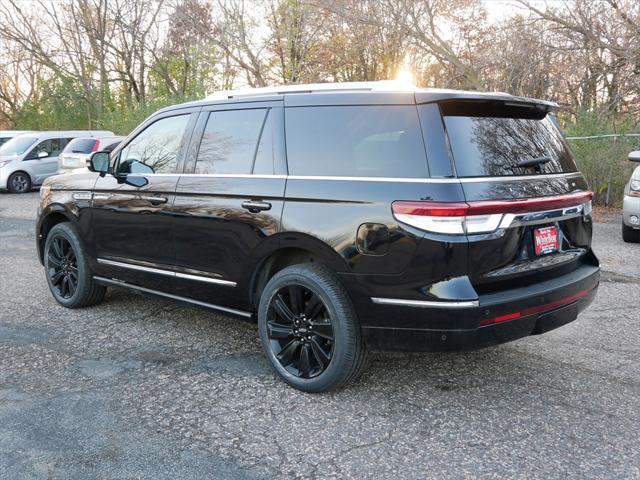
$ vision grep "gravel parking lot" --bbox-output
[1,191,639,479]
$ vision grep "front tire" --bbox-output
[622,223,640,243]
[258,263,368,392]
[44,222,106,308]
[7,171,31,193]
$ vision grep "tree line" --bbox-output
[0,0,638,204]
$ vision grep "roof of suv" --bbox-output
[157,81,558,115]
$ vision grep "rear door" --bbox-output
[171,102,287,309]
[437,100,595,293]
[91,110,198,292]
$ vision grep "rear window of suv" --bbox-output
[441,101,578,177]
[285,106,428,178]
[63,138,97,154]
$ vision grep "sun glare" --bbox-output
[395,68,415,85]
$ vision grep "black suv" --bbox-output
[37,82,599,392]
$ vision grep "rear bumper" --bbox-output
[351,262,599,352]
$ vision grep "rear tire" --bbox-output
[622,223,640,243]
[258,263,368,392]
[44,222,107,308]
[7,171,31,193]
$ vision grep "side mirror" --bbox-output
[89,151,110,174]
[37,151,48,158]
[628,151,640,162]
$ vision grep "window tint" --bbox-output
[253,109,274,175]
[442,107,578,177]
[117,115,189,174]
[28,138,66,159]
[196,109,267,174]
[285,106,428,178]
[62,138,98,154]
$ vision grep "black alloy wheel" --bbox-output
[266,284,335,379]
[43,222,106,308]
[46,235,79,299]
[258,263,368,392]
[8,172,31,193]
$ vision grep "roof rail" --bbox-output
[206,80,419,100]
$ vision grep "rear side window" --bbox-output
[442,102,578,177]
[63,138,97,154]
[285,106,428,178]
[195,108,268,174]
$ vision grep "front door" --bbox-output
[91,111,197,292]
[172,104,287,309]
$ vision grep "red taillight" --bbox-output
[479,288,593,327]
[392,191,593,235]
[91,140,100,152]
[464,191,593,216]
[391,202,469,217]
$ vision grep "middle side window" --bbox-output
[195,108,268,175]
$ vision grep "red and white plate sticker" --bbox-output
[534,226,559,255]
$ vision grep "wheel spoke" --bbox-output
[310,338,331,368]
[67,274,78,295]
[273,293,295,323]
[267,321,294,340]
[288,285,303,315]
[276,339,300,367]
[47,254,63,267]
[60,276,68,297]
[50,269,64,285]
[51,238,64,258]
[299,344,311,378]
[310,321,333,341]
[304,292,324,320]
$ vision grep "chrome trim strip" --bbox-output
[286,172,582,184]
[124,172,581,183]
[72,191,92,201]
[93,276,251,318]
[371,297,479,308]
[97,258,237,287]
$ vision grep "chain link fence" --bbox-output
[566,133,640,207]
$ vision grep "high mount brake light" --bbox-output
[392,191,593,235]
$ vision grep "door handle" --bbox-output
[241,200,272,213]
[141,195,168,205]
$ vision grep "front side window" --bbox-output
[285,106,428,178]
[117,115,190,174]
[195,108,268,174]
[27,138,66,159]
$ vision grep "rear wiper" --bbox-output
[513,156,552,169]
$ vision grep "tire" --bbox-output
[258,263,368,392]
[622,222,640,243]
[7,171,31,194]
[44,222,107,308]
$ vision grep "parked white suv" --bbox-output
[0,130,113,193]
[623,151,640,242]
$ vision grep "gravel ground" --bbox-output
[1,191,639,479]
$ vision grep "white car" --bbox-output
[0,130,33,148]
[58,136,124,175]
[623,151,640,242]
[0,130,113,193]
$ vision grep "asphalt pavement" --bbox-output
[1,191,639,479]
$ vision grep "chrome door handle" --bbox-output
[241,200,272,212]
[141,195,168,205]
